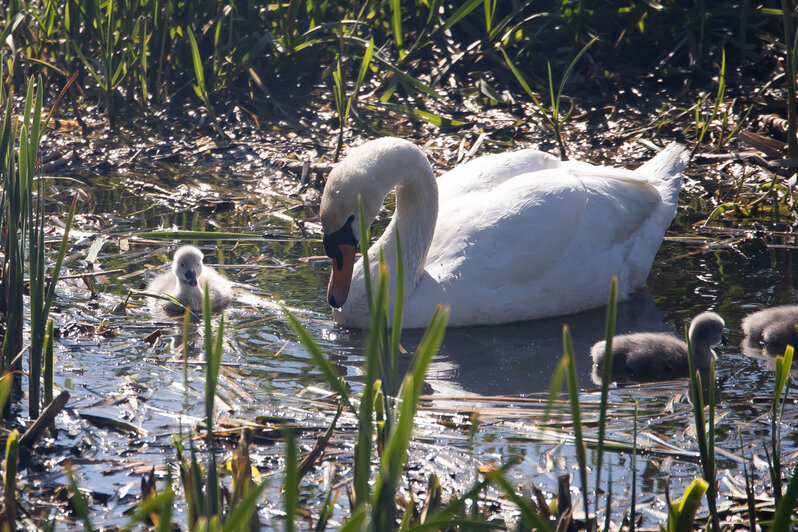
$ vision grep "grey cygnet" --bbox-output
[741,305,798,348]
[591,311,726,384]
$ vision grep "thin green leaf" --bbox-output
[284,429,298,532]
[283,308,355,415]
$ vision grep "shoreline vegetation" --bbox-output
[2,1,798,530]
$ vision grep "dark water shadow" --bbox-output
[399,290,672,396]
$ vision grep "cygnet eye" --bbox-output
[180,262,184,267]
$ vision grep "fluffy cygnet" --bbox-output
[147,245,231,316]
[591,311,726,384]
[741,305,798,348]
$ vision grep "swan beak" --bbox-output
[184,269,198,287]
[327,244,356,308]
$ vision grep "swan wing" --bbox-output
[410,168,667,326]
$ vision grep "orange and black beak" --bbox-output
[323,214,358,308]
[327,244,356,307]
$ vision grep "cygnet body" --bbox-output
[147,245,232,316]
[741,305,798,348]
[590,311,726,384]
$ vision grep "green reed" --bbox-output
[66,462,94,532]
[739,428,756,531]
[768,344,793,506]
[502,36,597,160]
[332,37,374,162]
[780,0,798,156]
[285,206,551,528]
[562,324,591,528]
[666,478,708,532]
[594,277,618,522]
[685,326,719,530]
[0,76,76,418]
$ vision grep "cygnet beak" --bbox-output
[721,333,729,346]
[184,269,198,287]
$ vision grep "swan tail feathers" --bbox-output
[638,143,690,180]
[638,143,689,207]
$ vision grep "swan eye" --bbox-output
[180,262,184,267]
[322,214,359,261]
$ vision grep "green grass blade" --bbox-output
[4,430,19,530]
[284,429,298,532]
[631,400,638,532]
[354,261,389,506]
[773,464,798,531]
[563,324,590,524]
[671,478,708,532]
[486,469,553,531]
[543,356,567,423]
[389,0,404,59]
[66,463,94,532]
[555,36,598,104]
[42,195,78,324]
[202,286,223,515]
[339,506,369,532]
[390,230,405,397]
[594,277,617,518]
[283,308,355,415]
[739,428,756,531]
[357,196,373,312]
[500,48,551,125]
[187,27,207,99]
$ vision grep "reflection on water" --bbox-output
[414,291,669,396]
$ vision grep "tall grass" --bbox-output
[502,36,597,160]
[7,1,776,138]
[0,76,77,418]
[283,204,545,528]
[768,344,793,506]
[685,330,719,530]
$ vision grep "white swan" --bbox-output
[147,245,232,316]
[590,311,726,384]
[320,137,689,329]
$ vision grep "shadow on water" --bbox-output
[408,291,669,396]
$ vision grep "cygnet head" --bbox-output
[171,246,204,288]
[688,311,727,366]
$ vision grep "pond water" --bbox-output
[34,154,798,528]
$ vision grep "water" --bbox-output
[33,161,798,527]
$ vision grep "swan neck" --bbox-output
[365,160,437,290]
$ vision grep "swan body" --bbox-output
[742,305,798,348]
[590,311,726,383]
[147,245,232,316]
[320,137,689,329]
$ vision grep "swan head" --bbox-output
[320,139,420,308]
[172,245,204,288]
[688,311,727,366]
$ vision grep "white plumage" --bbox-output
[320,137,689,329]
